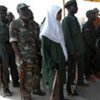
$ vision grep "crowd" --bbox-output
[0,0,100,100]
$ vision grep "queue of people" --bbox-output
[0,0,100,100]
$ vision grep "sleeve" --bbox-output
[62,18,75,55]
[9,21,19,43]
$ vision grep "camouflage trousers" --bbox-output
[20,64,41,100]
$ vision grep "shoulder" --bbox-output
[10,18,20,28]
[62,16,71,25]
[62,17,69,22]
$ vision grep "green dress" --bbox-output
[41,36,66,92]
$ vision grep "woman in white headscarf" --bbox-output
[40,5,68,100]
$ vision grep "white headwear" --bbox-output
[40,5,68,61]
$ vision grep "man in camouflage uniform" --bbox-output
[9,3,45,100]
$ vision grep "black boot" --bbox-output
[3,88,12,97]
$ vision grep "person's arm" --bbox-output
[9,21,23,63]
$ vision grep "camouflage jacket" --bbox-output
[9,18,40,65]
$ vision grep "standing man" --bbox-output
[6,11,20,88]
[82,10,97,81]
[0,5,19,97]
[9,3,45,100]
[62,0,88,96]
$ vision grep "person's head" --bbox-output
[6,12,15,22]
[47,5,62,22]
[0,5,7,21]
[65,0,78,15]
[93,8,99,17]
[17,3,30,20]
[86,10,96,21]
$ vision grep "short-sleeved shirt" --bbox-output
[9,18,40,65]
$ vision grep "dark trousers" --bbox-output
[6,43,19,84]
[78,55,85,83]
[84,50,95,77]
[67,56,77,94]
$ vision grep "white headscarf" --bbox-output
[40,5,68,61]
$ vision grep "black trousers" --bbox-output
[6,43,19,84]
[77,55,85,84]
[67,56,77,94]
[84,50,95,77]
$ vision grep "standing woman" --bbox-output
[40,5,68,100]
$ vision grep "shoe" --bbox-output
[3,88,12,97]
[86,75,96,82]
[13,82,20,87]
[32,89,46,96]
[78,82,89,87]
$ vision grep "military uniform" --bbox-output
[9,16,41,99]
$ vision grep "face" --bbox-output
[0,10,7,21]
[56,9,62,21]
[70,3,78,14]
[6,13,14,22]
[90,13,96,21]
[18,7,30,20]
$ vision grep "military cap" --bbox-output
[64,0,77,8]
[93,8,99,13]
[86,10,95,18]
[17,3,29,12]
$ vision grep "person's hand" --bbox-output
[19,70,25,80]
[51,61,59,70]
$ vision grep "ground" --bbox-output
[0,73,100,100]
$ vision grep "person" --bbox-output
[40,5,69,100]
[0,5,19,97]
[6,12,15,25]
[62,0,88,96]
[9,3,45,100]
[82,10,97,82]
[6,11,20,88]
